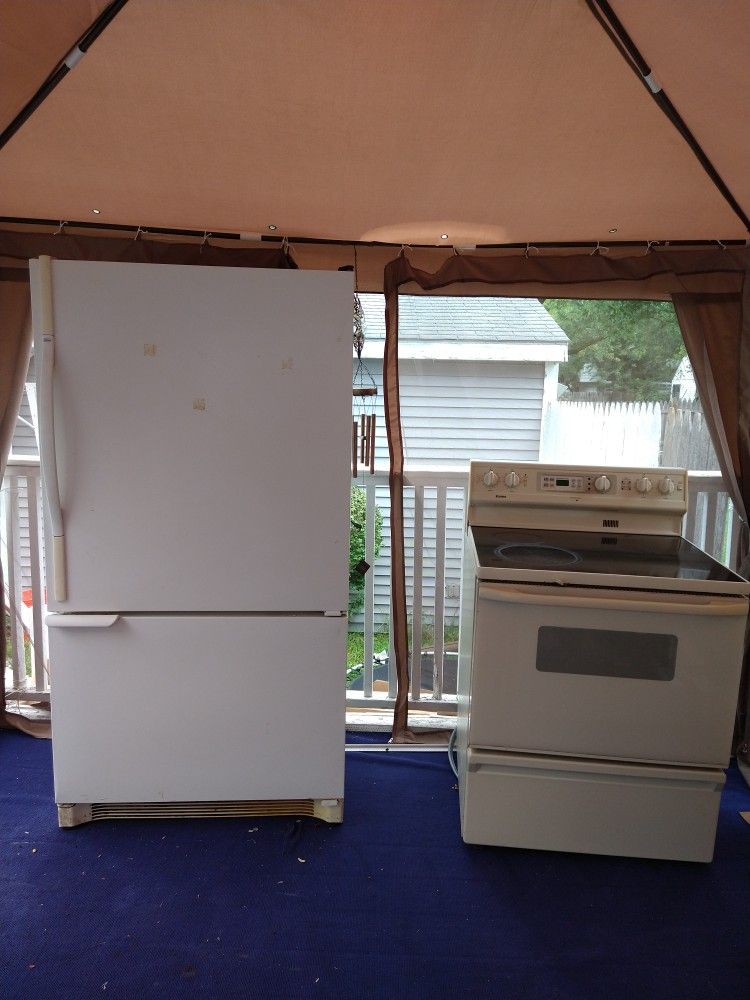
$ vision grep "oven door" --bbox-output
[467,582,748,767]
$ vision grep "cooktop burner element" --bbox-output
[493,542,581,567]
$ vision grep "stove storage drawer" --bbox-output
[459,748,725,862]
[467,583,748,767]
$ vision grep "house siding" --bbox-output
[352,359,545,627]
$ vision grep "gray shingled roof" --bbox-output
[359,294,568,344]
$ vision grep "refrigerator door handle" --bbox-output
[36,255,67,602]
[46,614,120,629]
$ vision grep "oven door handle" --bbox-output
[477,584,748,616]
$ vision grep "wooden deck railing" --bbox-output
[1,461,742,709]
[345,467,743,716]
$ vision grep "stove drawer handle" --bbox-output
[477,585,747,616]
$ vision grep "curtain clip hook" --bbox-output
[200,231,211,252]
[133,225,143,242]
[524,242,539,258]
[590,240,609,256]
[716,239,727,250]
[54,221,67,236]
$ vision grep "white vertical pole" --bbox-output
[5,478,25,691]
[410,485,424,701]
[26,473,46,692]
[363,483,375,699]
[432,485,446,700]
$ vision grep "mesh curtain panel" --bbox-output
[383,247,750,743]
[0,230,295,738]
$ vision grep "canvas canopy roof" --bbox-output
[0,0,748,246]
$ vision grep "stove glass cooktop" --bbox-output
[470,526,745,583]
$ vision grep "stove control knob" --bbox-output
[594,475,611,493]
[504,471,520,489]
[658,477,676,495]
[483,470,498,488]
[636,476,653,494]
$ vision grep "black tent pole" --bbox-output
[0,0,130,154]
[586,0,750,233]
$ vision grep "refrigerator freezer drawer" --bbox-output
[459,748,725,863]
[49,614,345,804]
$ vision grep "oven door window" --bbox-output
[536,626,677,681]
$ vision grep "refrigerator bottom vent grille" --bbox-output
[57,798,343,827]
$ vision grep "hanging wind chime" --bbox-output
[352,289,377,477]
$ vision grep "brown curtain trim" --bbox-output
[385,246,749,297]
[672,293,748,527]
[383,248,750,742]
[0,230,296,273]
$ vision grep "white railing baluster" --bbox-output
[363,482,376,699]
[703,490,720,559]
[410,485,424,702]
[685,480,698,543]
[432,484,447,700]
[728,502,741,570]
[4,476,26,691]
[26,472,46,693]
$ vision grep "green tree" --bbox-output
[543,299,686,401]
[349,486,383,618]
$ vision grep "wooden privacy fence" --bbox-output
[660,403,720,471]
[541,400,719,471]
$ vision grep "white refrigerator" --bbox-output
[29,257,354,826]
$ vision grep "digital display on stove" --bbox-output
[541,474,587,491]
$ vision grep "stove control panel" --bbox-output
[468,462,688,529]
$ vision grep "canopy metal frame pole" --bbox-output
[0,0,131,154]
[587,0,750,234]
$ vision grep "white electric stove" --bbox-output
[456,461,749,862]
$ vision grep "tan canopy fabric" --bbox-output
[383,247,750,742]
[0,1,748,245]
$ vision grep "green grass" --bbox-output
[347,631,390,668]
